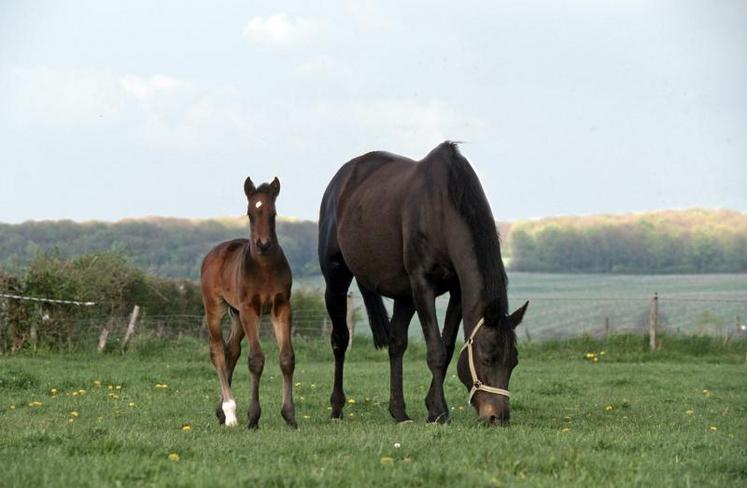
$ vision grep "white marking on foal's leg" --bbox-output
[222,399,237,426]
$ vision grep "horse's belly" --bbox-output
[338,219,410,298]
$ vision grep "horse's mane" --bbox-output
[437,141,509,316]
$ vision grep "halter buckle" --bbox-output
[473,380,482,388]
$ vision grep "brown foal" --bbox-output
[200,177,296,429]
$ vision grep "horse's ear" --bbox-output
[244,177,256,198]
[508,301,529,329]
[270,177,280,198]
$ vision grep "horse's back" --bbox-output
[319,149,443,297]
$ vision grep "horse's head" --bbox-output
[457,300,528,426]
[244,176,280,256]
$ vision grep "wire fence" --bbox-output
[1,291,746,353]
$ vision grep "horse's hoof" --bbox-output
[427,412,450,424]
[247,419,260,430]
[222,400,238,426]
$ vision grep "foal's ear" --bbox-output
[269,177,280,198]
[508,301,529,329]
[244,177,256,198]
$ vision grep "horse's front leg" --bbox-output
[239,305,264,429]
[411,277,449,423]
[271,297,297,428]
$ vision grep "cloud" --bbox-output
[242,14,318,46]
[1,66,252,151]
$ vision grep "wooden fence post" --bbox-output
[604,317,610,339]
[648,292,658,352]
[346,292,355,349]
[121,305,140,352]
[97,325,110,353]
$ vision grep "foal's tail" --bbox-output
[356,280,390,349]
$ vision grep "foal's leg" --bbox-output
[239,305,263,429]
[271,298,297,428]
[388,299,415,423]
[321,257,354,420]
[410,276,449,423]
[225,309,245,387]
[205,301,238,426]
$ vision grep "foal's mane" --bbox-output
[436,142,509,316]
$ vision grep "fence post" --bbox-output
[97,325,110,353]
[648,292,658,352]
[121,305,140,352]
[604,317,610,339]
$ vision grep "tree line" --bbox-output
[0,209,745,278]
[507,209,747,273]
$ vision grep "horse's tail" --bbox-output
[356,280,390,349]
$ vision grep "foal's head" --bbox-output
[244,177,280,256]
[457,300,528,426]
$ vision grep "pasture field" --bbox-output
[297,273,747,338]
[1,336,746,487]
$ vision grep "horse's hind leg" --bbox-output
[238,304,263,429]
[321,254,354,420]
[205,300,238,426]
[271,296,297,428]
[388,299,415,423]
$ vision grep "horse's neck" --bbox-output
[450,244,504,334]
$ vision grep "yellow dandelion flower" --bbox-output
[68,418,75,423]
[709,426,717,432]
[78,389,86,395]
[686,410,694,416]
[348,412,355,417]
[115,385,122,390]
[295,382,302,387]
[560,427,571,432]
[311,384,316,389]
[585,352,595,359]
[599,351,606,356]
[50,388,58,395]
[300,396,305,401]
[129,402,135,407]
[458,406,464,411]
[303,415,310,420]
[70,411,79,417]
[71,392,79,397]
[605,405,614,411]
[592,357,599,363]
[108,385,113,390]
[703,389,711,397]
[154,384,168,389]
[168,452,180,462]
[380,456,394,465]
[93,380,101,387]
[111,394,119,400]
[327,406,332,411]
[348,399,356,405]
[181,424,192,432]
[10,405,16,410]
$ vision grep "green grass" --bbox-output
[1,337,746,487]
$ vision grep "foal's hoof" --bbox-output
[247,420,260,430]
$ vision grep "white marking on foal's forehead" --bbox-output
[255,201,263,209]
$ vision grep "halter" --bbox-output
[460,317,512,403]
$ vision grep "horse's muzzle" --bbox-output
[256,240,273,255]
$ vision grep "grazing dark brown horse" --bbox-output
[319,142,528,425]
[200,177,296,429]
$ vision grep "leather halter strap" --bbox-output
[460,318,511,403]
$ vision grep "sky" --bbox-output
[0,0,745,223]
